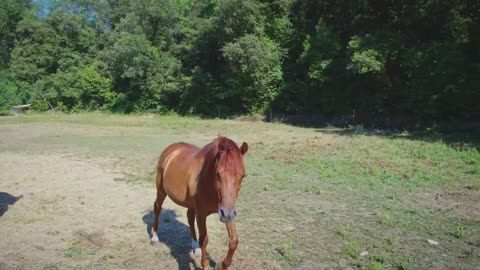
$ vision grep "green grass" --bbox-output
[275,239,303,267]
[1,112,479,269]
[64,244,97,257]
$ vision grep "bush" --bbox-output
[222,34,283,113]
[0,110,13,116]
[79,63,115,110]
[0,69,20,110]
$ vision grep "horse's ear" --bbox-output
[240,142,248,156]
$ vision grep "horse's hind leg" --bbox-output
[151,191,166,244]
[151,171,166,244]
[188,208,201,255]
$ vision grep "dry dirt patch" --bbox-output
[0,152,277,269]
[413,189,480,222]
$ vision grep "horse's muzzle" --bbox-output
[218,207,237,223]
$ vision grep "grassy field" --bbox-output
[0,112,479,270]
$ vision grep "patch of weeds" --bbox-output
[382,212,392,226]
[284,207,299,218]
[370,253,387,264]
[85,249,96,256]
[462,150,480,175]
[298,159,334,179]
[380,169,395,183]
[362,163,376,177]
[124,172,153,185]
[272,172,293,190]
[304,185,324,194]
[336,224,351,239]
[98,254,115,262]
[275,240,302,267]
[342,241,361,260]
[385,238,394,246]
[316,162,334,178]
[65,244,96,257]
[404,207,417,214]
[386,194,396,200]
[297,158,315,171]
[244,157,260,176]
[368,178,380,190]
[248,167,258,176]
[65,245,82,257]
[368,261,384,270]
[261,182,271,191]
[366,253,415,270]
[454,224,465,239]
[465,182,480,191]
[392,256,416,270]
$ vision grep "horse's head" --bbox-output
[215,137,248,223]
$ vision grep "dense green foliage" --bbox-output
[0,0,478,124]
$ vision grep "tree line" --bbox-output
[1,0,478,126]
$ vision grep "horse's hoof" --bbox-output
[192,247,202,256]
[151,240,160,246]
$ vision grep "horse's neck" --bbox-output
[199,145,216,184]
[197,144,219,204]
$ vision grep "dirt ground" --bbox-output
[0,151,277,270]
[1,114,479,270]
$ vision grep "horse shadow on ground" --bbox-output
[0,192,23,217]
[142,209,216,270]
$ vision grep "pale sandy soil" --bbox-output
[0,152,278,270]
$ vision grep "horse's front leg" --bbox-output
[218,221,238,270]
[197,214,209,269]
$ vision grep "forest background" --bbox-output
[1,0,478,129]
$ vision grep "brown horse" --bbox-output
[151,136,248,270]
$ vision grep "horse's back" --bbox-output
[157,142,202,208]
[159,142,199,166]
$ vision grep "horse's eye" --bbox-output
[216,172,221,180]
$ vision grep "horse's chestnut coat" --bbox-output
[151,137,248,270]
